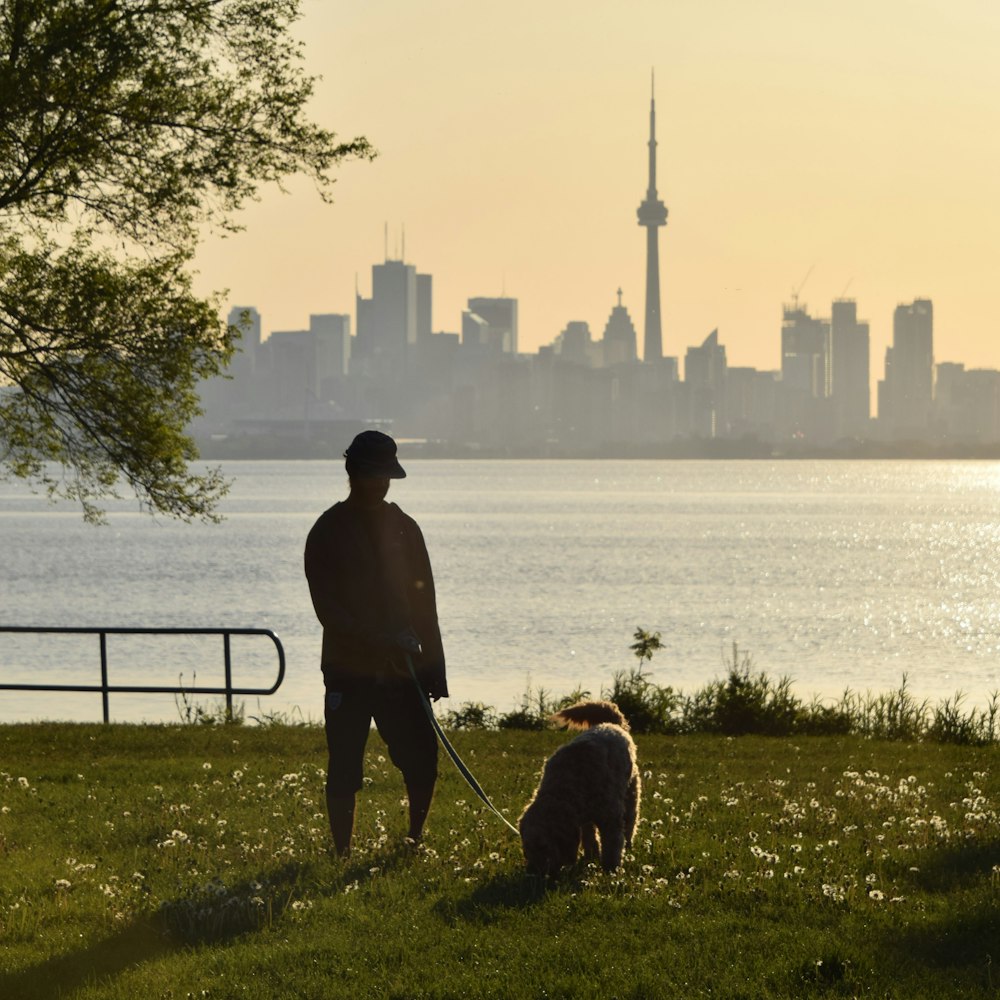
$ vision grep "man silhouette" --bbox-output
[305,431,448,856]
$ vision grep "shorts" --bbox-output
[324,681,438,796]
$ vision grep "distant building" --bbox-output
[685,329,727,437]
[725,367,779,443]
[780,305,831,441]
[467,297,518,354]
[552,321,600,367]
[461,310,491,351]
[879,298,933,439]
[226,305,262,371]
[934,362,1000,443]
[309,313,351,391]
[601,289,638,366]
[829,299,870,439]
[416,273,433,344]
[354,257,433,381]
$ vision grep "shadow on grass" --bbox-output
[0,863,308,999]
[895,903,999,965]
[434,871,548,925]
[880,840,1000,992]
[901,839,999,893]
[0,919,175,1000]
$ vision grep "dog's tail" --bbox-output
[549,700,629,731]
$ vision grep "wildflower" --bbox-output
[202,762,212,770]
[17,777,29,789]
[54,879,71,891]
[869,889,885,901]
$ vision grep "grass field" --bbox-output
[1,722,998,999]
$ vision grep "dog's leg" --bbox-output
[624,774,640,848]
[581,823,600,861]
[598,815,626,872]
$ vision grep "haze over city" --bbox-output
[192,1,999,379]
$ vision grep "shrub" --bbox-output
[441,702,498,731]
[603,665,682,735]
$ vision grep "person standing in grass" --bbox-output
[305,430,448,856]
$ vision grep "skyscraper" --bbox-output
[636,76,668,363]
[467,297,518,354]
[829,299,870,438]
[879,298,933,437]
[601,288,637,366]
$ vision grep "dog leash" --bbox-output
[405,654,520,836]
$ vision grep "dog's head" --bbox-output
[519,801,580,878]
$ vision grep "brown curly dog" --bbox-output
[518,700,641,877]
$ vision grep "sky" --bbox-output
[193,0,1000,379]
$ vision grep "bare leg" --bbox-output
[326,791,355,857]
[405,782,435,842]
[581,823,600,861]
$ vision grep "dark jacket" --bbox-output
[304,499,447,698]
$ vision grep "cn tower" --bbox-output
[636,75,668,362]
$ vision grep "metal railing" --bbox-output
[0,626,285,723]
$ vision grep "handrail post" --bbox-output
[99,631,110,724]
[223,632,233,723]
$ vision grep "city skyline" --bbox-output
[191,1,1000,378]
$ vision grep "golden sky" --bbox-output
[193,0,1000,376]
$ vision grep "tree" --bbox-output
[0,0,374,520]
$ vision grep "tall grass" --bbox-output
[446,635,1000,745]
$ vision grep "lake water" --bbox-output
[3,459,1000,724]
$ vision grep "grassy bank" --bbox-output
[1,723,998,999]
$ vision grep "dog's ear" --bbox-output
[550,700,629,730]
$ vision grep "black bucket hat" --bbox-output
[344,430,406,479]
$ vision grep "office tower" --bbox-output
[416,273,433,344]
[461,310,490,350]
[554,321,597,366]
[354,254,433,379]
[781,306,828,398]
[226,305,261,374]
[780,305,831,441]
[602,289,638,366]
[880,299,933,436]
[467,297,518,354]
[685,329,726,387]
[371,259,417,356]
[309,313,351,383]
[636,77,668,362]
[829,299,870,438]
[685,330,727,437]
